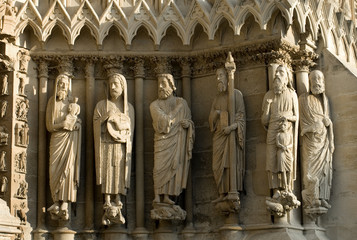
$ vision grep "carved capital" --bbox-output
[57,57,73,77]
[84,61,95,79]
[292,50,318,72]
[133,58,145,78]
[179,58,192,77]
[103,56,123,77]
[265,49,292,67]
[154,57,171,75]
[37,60,48,79]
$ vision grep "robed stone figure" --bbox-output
[209,68,245,205]
[46,73,82,221]
[261,65,300,217]
[300,70,334,215]
[150,73,194,220]
[93,73,134,225]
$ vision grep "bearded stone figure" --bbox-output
[150,73,194,220]
[300,70,334,217]
[46,73,82,221]
[261,65,300,217]
[93,73,134,225]
[209,67,245,213]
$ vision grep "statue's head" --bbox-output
[216,68,227,92]
[158,73,176,99]
[273,65,292,95]
[56,74,70,101]
[309,70,325,95]
[108,73,125,100]
[279,118,291,132]
[107,206,119,218]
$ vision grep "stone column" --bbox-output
[132,58,149,240]
[81,60,96,239]
[33,60,49,240]
[180,58,195,239]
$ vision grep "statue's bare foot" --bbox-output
[321,199,331,209]
[60,202,69,221]
[48,202,60,214]
[163,195,175,205]
[272,190,281,199]
[212,194,225,203]
[153,195,160,204]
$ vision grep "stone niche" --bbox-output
[0,1,356,240]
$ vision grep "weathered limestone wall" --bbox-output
[318,49,357,240]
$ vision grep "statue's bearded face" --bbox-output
[216,69,227,92]
[109,76,123,100]
[273,67,288,95]
[310,72,325,95]
[158,77,173,99]
[56,76,69,101]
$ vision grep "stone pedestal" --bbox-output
[244,224,306,240]
[181,223,196,240]
[219,213,243,240]
[303,213,329,240]
[154,220,178,240]
[132,227,149,240]
[32,228,48,240]
[52,227,76,240]
[102,224,127,240]
[78,229,97,240]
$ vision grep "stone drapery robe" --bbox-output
[93,100,134,195]
[150,97,194,196]
[299,92,333,201]
[262,88,298,190]
[209,89,245,193]
[46,96,81,202]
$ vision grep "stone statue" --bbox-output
[0,151,6,171]
[150,73,194,220]
[18,51,30,73]
[15,180,28,199]
[0,126,8,145]
[1,74,8,95]
[1,100,7,118]
[18,77,25,95]
[261,65,300,217]
[16,99,29,121]
[93,73,134,226]
[208,66,245,212]
[46,73,82,221]
[299,70,334,216]
[64,97,80,131]
[0,176,7,193]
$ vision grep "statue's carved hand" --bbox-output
[323,117,332,127]
[266,99,273,104]
[181,119,190,129]
[223,125,234,135]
